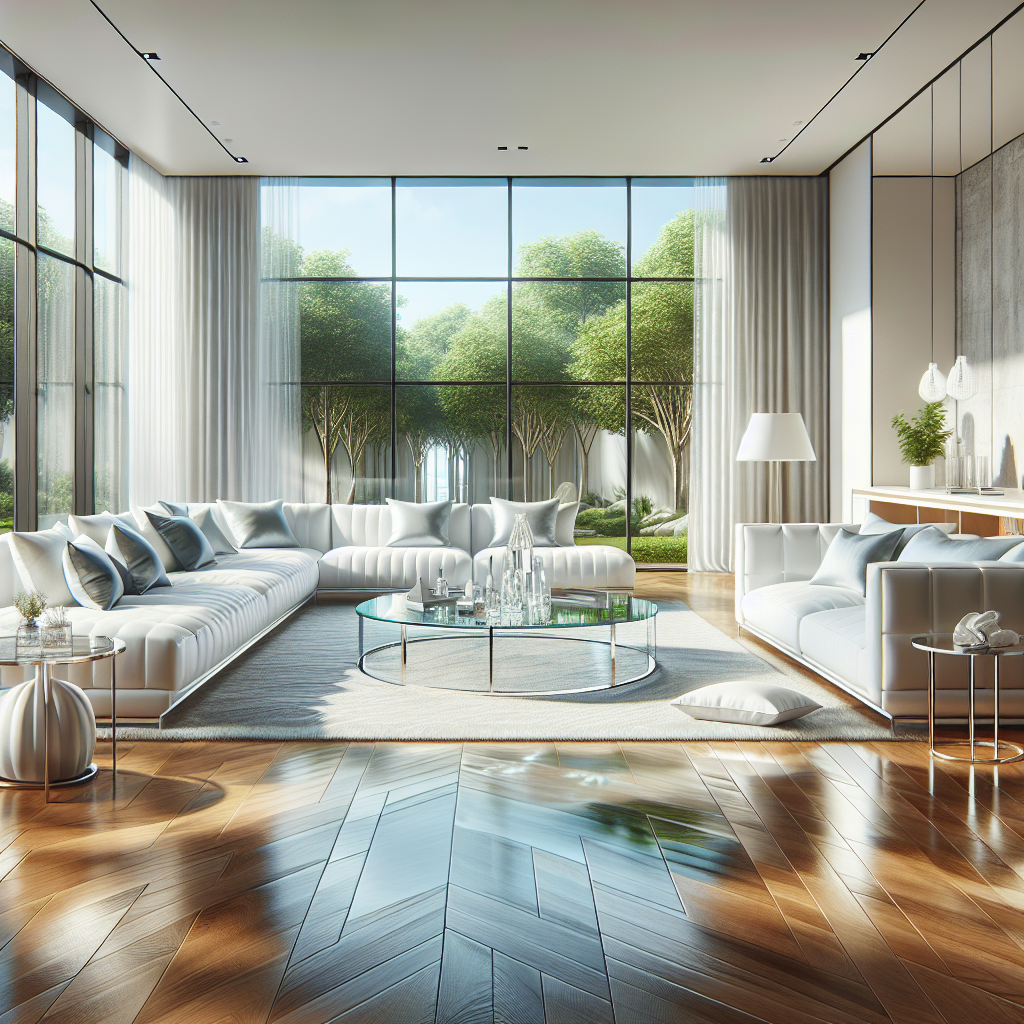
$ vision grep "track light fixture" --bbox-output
[235,156,248,163]
[855,52,874,61]
[140,52,160,60]
[760,156,773,164]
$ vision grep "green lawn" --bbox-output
[576,534,687,565]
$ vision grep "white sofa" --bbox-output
[0,501,634,721]
[735,523,1024,720]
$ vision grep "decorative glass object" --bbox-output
[40,608,73,651]
[501,513,534,624]
[15,622,40,655]
[975,454,990,490]
[13,591,47,656]
[946,355,976,401]
[918,362,947,403]
[504,513,534,576]
[501,568,524,626]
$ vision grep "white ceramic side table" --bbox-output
[0,635,126,800]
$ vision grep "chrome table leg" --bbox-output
[401,624,407,684]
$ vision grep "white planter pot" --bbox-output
[909,464,935,490]
[0,675,96,783]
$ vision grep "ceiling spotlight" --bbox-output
[140,52,160,60]
[222,138,233,143]
[793,120,803,126]
[760,156,774,164]
[497,146,508,151]
[235,156,248,163]
[518,146,528,150]
[210,121,221,126]
[855,52,874,61]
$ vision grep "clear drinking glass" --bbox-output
[975,455,989,489]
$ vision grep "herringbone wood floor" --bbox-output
[1,573,1023,1023]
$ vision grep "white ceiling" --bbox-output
[0,0,1021,176]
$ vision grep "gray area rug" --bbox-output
[100,600,912,742]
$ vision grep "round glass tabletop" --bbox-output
[911,634,1024,656]
[356,590,657,630]
[0,634,126,667]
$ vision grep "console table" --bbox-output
[851,486,1024,536]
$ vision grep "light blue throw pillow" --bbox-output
[898,526,1024,563]
[857,512,957,556]
[105,523,171,593]
[190,507,237,555]
[809,528,901,595]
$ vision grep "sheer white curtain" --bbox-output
[690,176,828,572]
[128,157,300,506]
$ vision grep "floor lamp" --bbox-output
[736,413,816,524]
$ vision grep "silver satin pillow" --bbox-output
[858,512,957,555]
[62,536,124,611]
[216,499,299,549]
[899,525,1024,563]
[385,499,452,547]
[191,507,237,555]
[489,497,560,548]
[809,528,900,595]
[106,522,171,593]
[145,511,217,570]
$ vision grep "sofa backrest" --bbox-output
[330,503,471,551]
[283,503,332,551]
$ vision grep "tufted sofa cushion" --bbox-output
[473,545,636,590]
[798,605,869,691]
[740,581,864,654]
[318,546,472,590]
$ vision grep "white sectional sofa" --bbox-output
[0,501,634,722]
[735,523,1024,721]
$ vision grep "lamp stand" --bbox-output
[769,461,783,524]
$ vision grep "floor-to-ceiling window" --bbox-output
[0,49,128,531]
[262,177,693,564]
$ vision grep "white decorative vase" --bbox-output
[909,464,935,490]
[0,675,96,782]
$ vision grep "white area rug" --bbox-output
[101,601,906,742]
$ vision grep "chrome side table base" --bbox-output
[0,764,100,790]
[917,638,1024,765]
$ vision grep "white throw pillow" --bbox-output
[217,499,300,549]
[190,506,237,555]
[385,499,452,547]
[671,681,821,726]
[489,497,560,547]
[555,502,578,547]
[68,511,138,547]
[9,525,77,607]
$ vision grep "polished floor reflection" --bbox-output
[1,734,1022,1023]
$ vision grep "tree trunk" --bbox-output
[548,459,556,500]
[579,446,589,502]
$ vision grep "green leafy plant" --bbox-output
[891,402,952,466]
[13,590,47,621]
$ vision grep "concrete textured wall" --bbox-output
[957,134,1024,487]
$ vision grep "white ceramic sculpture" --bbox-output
[952,610,1020,651]
[0,675,96,782]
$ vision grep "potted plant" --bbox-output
[13,591,47,653]
[892,401,952,490]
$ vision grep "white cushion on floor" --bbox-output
[671,681,821,725]
[741,581,864,653]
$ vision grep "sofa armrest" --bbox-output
[865,560,1024,712]
[734,522,859,623]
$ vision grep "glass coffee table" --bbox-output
[356,590,657,695]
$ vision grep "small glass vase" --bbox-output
[16,621,41,655]
[41,623,73,651]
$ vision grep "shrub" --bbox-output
[631,495,654,519]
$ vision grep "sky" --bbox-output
[36,102,76,251]
[275,178,693,324]
[0,77,15,215]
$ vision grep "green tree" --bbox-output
[296,247,393,502]
[573,210,694,510]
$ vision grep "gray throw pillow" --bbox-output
[145,511,216,570]
[217,499,299,549]
[809,528,900,594]
[857,512,958,556]
[385,499,452,547]
[159,500,189,517]
[190,506,237,555]
[489,497,560,548]
[63,536,124,611]
[899,525,1024,563]
[105,523,171,593]
[671,681,821,726]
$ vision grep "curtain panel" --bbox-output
[690,176,829,572]
[127,158,298,506]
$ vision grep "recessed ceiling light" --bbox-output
[497,146,508,151]
[855,52,874,61]
[518,146,528,150]
[778,138,787,143]
[210,121,221,126]
[140,52,160,60]
[793,120,803,126]
[223,138,233,143]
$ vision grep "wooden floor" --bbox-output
[1,573,1023,1023]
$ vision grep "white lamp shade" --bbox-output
[736,413,816,462]
[946,355,976,401]
[918,362,948,403]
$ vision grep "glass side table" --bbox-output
[911,634,1024,764]
[0,635,127,801]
